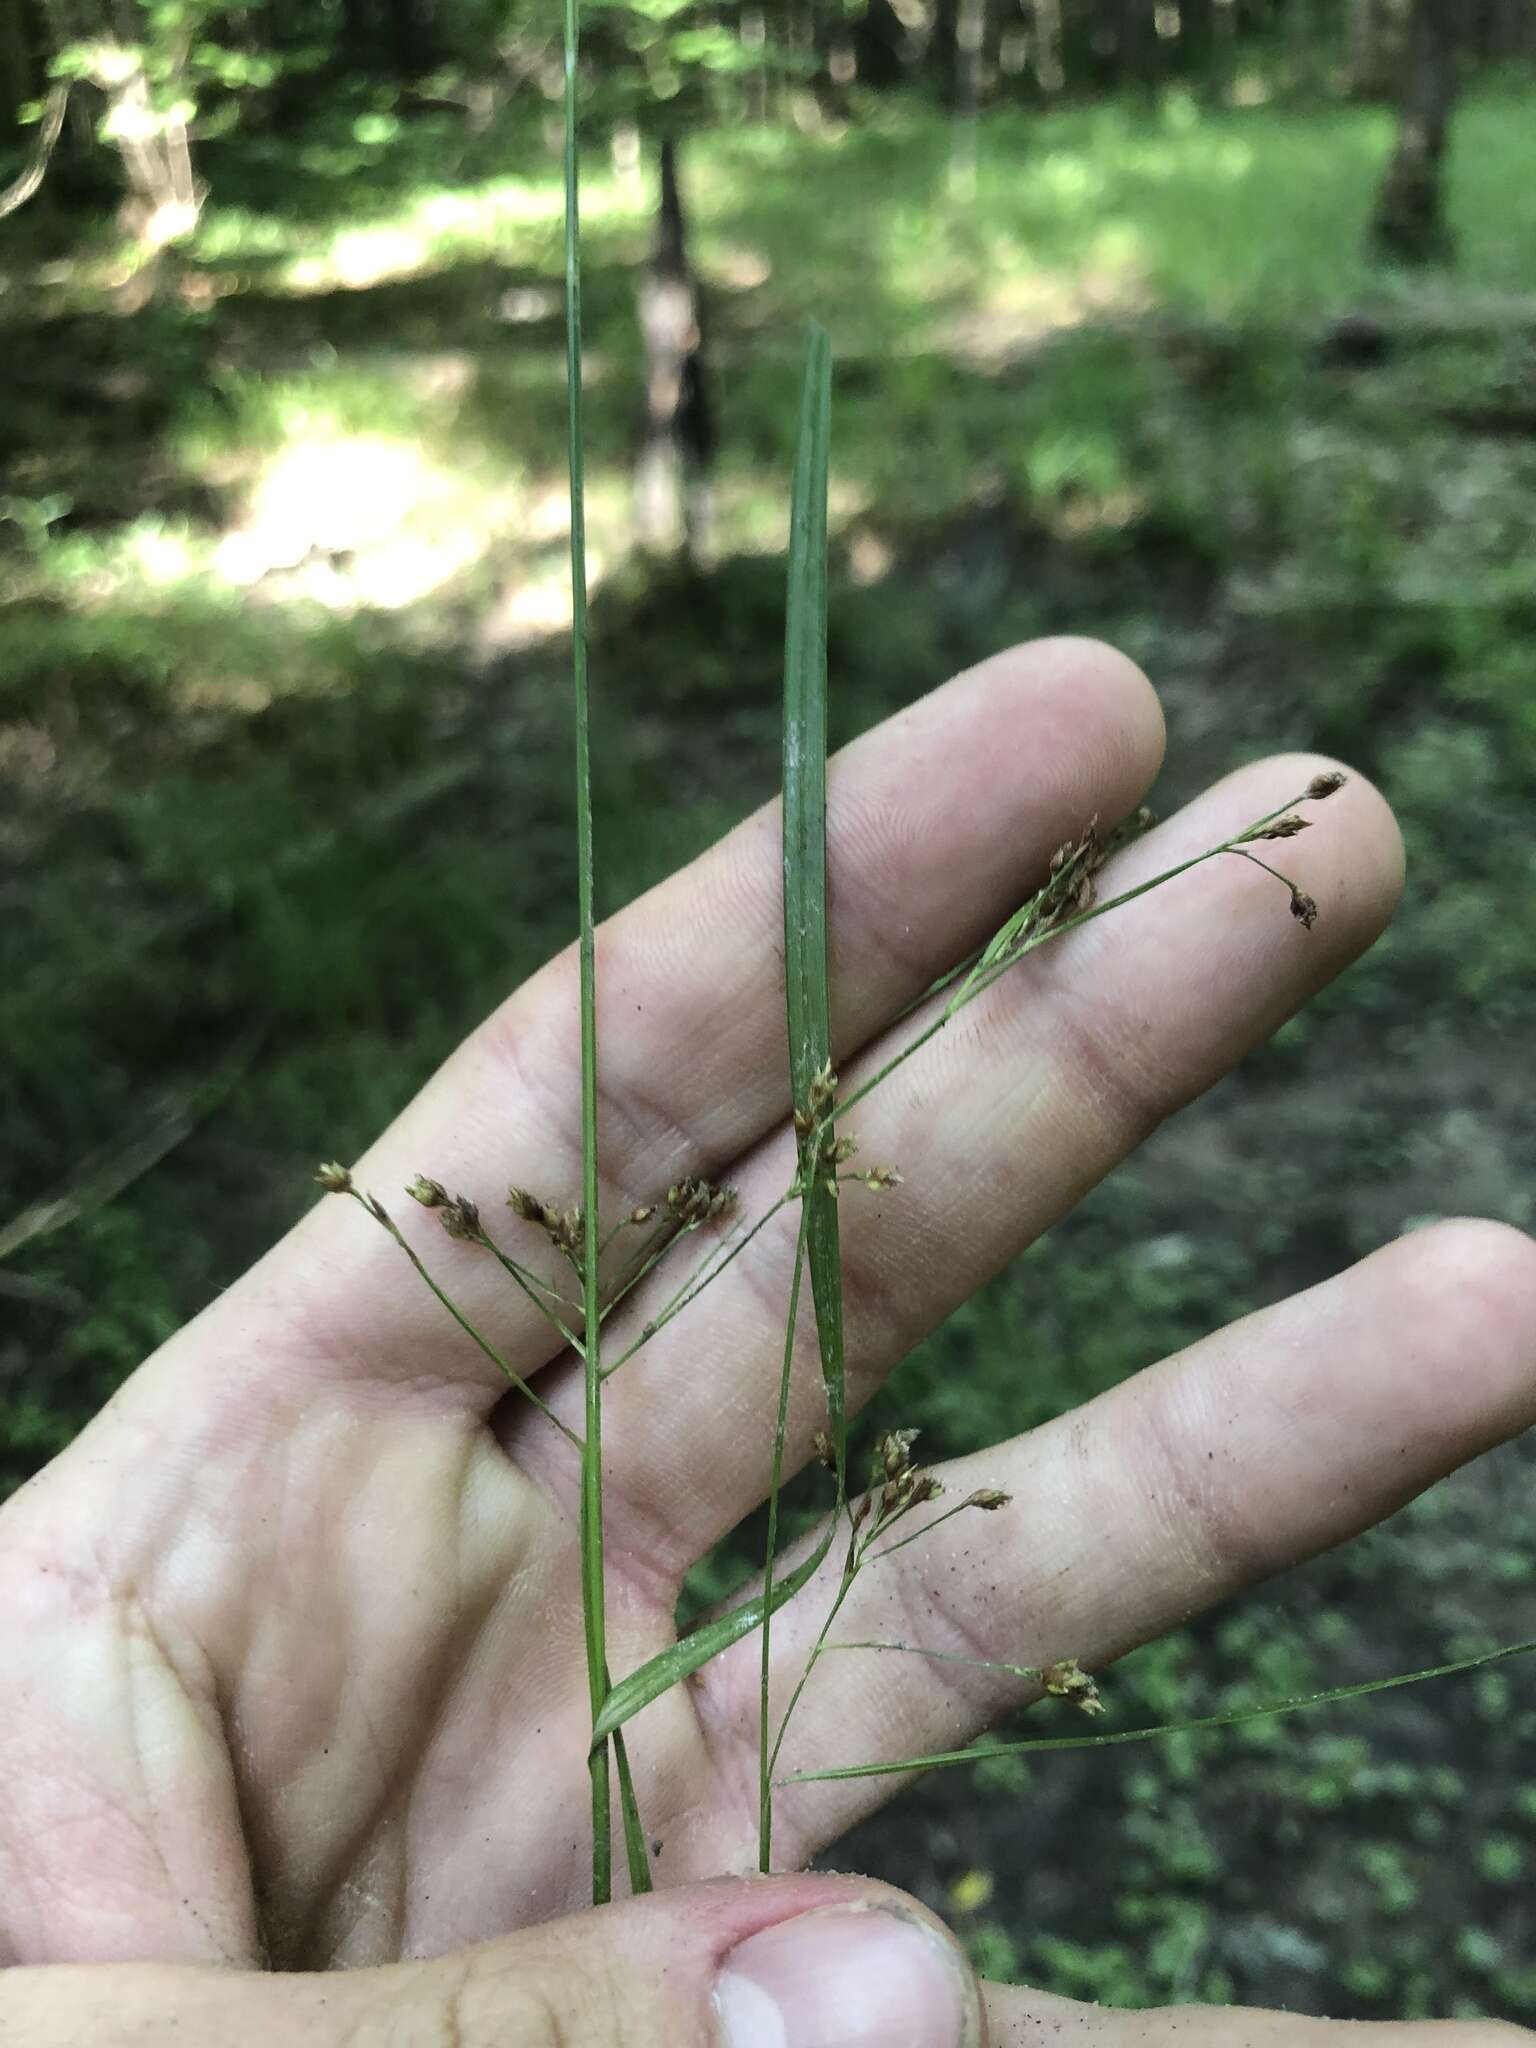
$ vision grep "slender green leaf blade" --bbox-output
[781,323,847,1465]
[560,0,620,1904]
[594,325,844,1762]
[783,320,833,1112]
[612,1728,653,1894]
[591,1515,840,1745]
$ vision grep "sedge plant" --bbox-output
[311,0,1536,1912]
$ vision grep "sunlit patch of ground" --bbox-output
[932,241,1154,367]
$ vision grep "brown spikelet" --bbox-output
[1041,1657,1105,1715]
[440,1195,482,1240]
[666,1177,737,1227]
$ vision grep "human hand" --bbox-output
[2,639,1532,2044]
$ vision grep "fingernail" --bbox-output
[714,1904,976,2048]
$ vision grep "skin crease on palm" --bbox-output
[2,636,1535,2046]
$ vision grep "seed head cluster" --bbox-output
[666,1177,737,1227]
[1040,1657,1105,1717]
[509,1186,586,1257]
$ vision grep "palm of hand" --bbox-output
[3,644,1532,1994]
[0,1365,688,1966]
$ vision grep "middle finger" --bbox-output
[562,754,1403,1569]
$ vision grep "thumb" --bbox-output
[0,1873,986,2048]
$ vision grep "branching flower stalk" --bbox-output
[836,773,1345,1130]
[314,1171,582,1450]
[604,1190,789,1377]
[822,1639,1107,1711]
[313,127,1534,1901]
[762,1430,1027,1833]
[314,772,1359,1877]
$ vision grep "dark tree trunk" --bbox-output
[853,0,908,89]
[1029,0,1064,91]
[949,0,986,192]
[386,0,428,77]
[1483,0,1536,61]
[1116,0,1157,95]
[1349,0,1411,97]
[1286,0,1321,93]
[738,4,770,118]
[1208,0,1236,101]
[1369,0,1463,265]
[634,138,716,566]
[341,0,374,61]
[0,0,33,141]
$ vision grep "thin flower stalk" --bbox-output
[758,1209,812,1870]
[780,1638,1536,1789]
[319,1176,582,1450]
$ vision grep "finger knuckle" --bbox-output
[439,1953,654,2048]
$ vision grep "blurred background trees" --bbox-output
[6,0,1536,253]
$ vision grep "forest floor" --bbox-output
[3,81,1536,2020]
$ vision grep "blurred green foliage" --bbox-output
[2,74,1535,2022]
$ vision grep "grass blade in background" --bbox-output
[592,324,844,1767]
[761,322,839,1869]
[779,321,843,1472]
[0,1029,261,1264]
[561,0,650,1904]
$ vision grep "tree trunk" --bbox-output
[1209,0,1236,101]
[386,0,427,77]
[341,0,373,60]
[1369,0,1463,265]
[1030,0,1064,91]
[1348,0,1378,90]
[949,0,985,194]
[1349,0,1414,96]
[1116,0,1155,96]
[853,0,909,90]
[1286,0,1321,94]
[0,0,33,142]
[1484,0,1536,61]
[739,4,769,118]
[634,138,716,567]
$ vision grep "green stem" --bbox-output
[836,795,1308,1126]
[1230,846,1302,894]
[822,1639,1049,1684]
[599,1221,689,1325]
[561,0,618,1908]
[779,1638,1536,1786]
[604,1194,792,1377]
[613,1728,653,1894]
[759,1205,812,1871]
[767,1520,862,1790]
[862,1497,983,1565]
[473,1229,586,1355]
[353,1195,581,1449]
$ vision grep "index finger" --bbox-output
[145,638,1166,1416]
